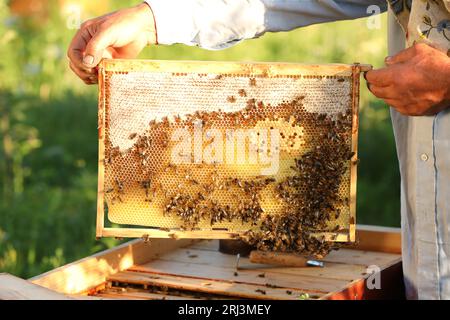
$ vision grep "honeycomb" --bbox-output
[98,59,362,246]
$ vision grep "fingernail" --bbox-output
[385,56,392,63]
[83,55,94,66]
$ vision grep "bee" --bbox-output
[140,180,151,198]
[249,78,257,86]
[128,133,137,140]
[234,178,243,189]
[197,192,206,201]
[227,96,236,103]
[160,286,169,294]
[255,289,266,295]
[115,179,124,194]
[238,89,247,97]
[347,151,356,160]
[109,146,121,160]
[111,195,123,204]
[246,98,256,109]
[105,187,114,194]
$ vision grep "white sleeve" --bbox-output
[145,0,387,50]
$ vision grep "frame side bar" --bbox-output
[96,65,107,238]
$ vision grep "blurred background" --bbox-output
[0,0,400,278]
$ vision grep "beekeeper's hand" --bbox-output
[67,3,156,85]
[365,43,450,116]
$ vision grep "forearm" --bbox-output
[145,0,387,50]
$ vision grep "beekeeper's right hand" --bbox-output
[67,3,156,85]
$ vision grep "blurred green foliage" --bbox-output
[0,0,400,278]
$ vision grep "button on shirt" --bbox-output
[145,0,450,299]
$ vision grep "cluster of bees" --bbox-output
[163,177,275,228]
[242,108,354,257]
[105,84,354,257]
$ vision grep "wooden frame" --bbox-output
[27,225,403,300]
[348,64,362,242]
[96,59,371,241]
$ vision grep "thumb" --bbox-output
[83,29,114,68]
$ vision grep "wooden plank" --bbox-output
[102,59,371,77]
[97,288,200,300]
[128,260,350,293]
[352,225,401,254]
[30,239,196,295]
[348,64,364,242]
[160,246,399,269]
[322,249,399,267]
[101,227,240,239]
[321,257,404,300]
[96,65,107,238]
[102,229,339,242]
[154,247,367,281]
[72,295,113,300]
[0,273,73,300]
[189,240,220,251]
[96,293,144,300]
[108,271,322,300]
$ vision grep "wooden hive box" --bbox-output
[5,225,403,300]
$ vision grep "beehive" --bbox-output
[96,59,369,252]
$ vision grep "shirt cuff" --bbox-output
[144,0,199,46]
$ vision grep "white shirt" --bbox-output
[146,0,387,49]
[145,0,450,300]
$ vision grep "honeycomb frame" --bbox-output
[96,59,370,242]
